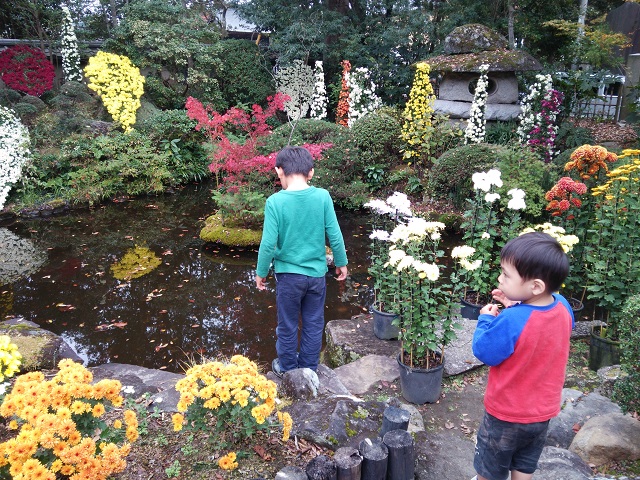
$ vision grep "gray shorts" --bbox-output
[474,411,549,480]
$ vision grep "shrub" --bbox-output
[485,121,519,145]
[612,294,640,414]
[0,45,55,97]
[426,143,503,208]
[495,145,555,220]
[262,119,344,152]
[0,88,22,107]
[351,109,403,168]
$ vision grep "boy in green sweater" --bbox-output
[255,146,348,377]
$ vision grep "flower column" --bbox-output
[464,64,489,144]
[0,106,31,210]
[60,5,83,83]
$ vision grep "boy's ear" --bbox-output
[308,168,314,180]
[531,278,547,295]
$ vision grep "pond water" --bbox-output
[1,183,374,373]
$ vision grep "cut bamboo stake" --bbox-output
[358,437,388,480]
[306,454,338,480]
[380,406,410,437]
[334,446,363,480]
[382,429,414,480]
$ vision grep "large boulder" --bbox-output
[569,413,640,466]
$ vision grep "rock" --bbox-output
[286,397,387,450]
[596,364,624,398]
[89,363,184,412]
[536,446,593,480]
[325,317,482,377]
[279,368,320,400]
[0,318,81,371]
[547,389,622,449]
[443,24,509,54]
[324,317,399,368]
[414,430,477,480]
[334,355,399,395]
[569,413,640,466]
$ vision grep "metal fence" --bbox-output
[573,93,623,121]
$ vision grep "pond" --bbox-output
[0,183,374,373]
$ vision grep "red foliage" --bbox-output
[186,93,288,186]
[0,45,55,96]
[336,60,351,127]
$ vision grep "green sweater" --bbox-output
[256,186,348,278]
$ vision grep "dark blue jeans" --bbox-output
[275,273,327,372]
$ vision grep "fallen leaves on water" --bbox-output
[56,303,76,312]
[95,321,128,331]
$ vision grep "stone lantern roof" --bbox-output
[426,24,542,73]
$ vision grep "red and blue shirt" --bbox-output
[472,294,574,423]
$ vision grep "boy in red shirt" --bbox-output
[472,232,574,480]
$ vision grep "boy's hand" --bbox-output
[255,275,267,290]
[480,303,500,316]
[335,266,348,281]
[491,288,517,307]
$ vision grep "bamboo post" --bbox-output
[306,454,337,480]
[334,446,362,480]
[358,438,388,480]
[382,429,414,480]
[380,406,410,438]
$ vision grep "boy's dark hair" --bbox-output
[501,232,569,293]
[276,146,314,176]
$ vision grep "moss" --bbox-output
[199,214,262,247]
[352,406,369,419]
[0,325,58,371]
[345,425,357,437]
[110,245,162,281]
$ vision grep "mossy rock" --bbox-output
[200,213,262,247]
[0,319,74,371]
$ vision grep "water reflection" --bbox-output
[2,183,373,373]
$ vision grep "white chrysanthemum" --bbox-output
[364,199,393,215]
[387,248,406,266]
[369,229,391,241]
[396,254,415,272]
[275,60,314,121]
[0,106,31,210]
[481,232,491,239]
[485,169,503,188]
[507,188,526,199]
[485,193,500,203]
[460,258,482,271]
[309,61,328,120]
[472,172,491,192]
[507,197,527,210]
[386,192,412,216]
[61,6,82,82]
[451,245,476,259]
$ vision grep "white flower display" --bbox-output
[275,60,314,121]
[464,64,490,145]
[309,61,328,120]
[485,193,500,203]
[60,5,82,83]
[346,67,383,127]
[385,192,412,217]
[0,106,31,210]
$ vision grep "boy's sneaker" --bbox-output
[470,476,477,480]
[271,358,285,378]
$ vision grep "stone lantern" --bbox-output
[426,24,542,121]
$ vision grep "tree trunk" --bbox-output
[508,0,516,49]
[110,0,119,28]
